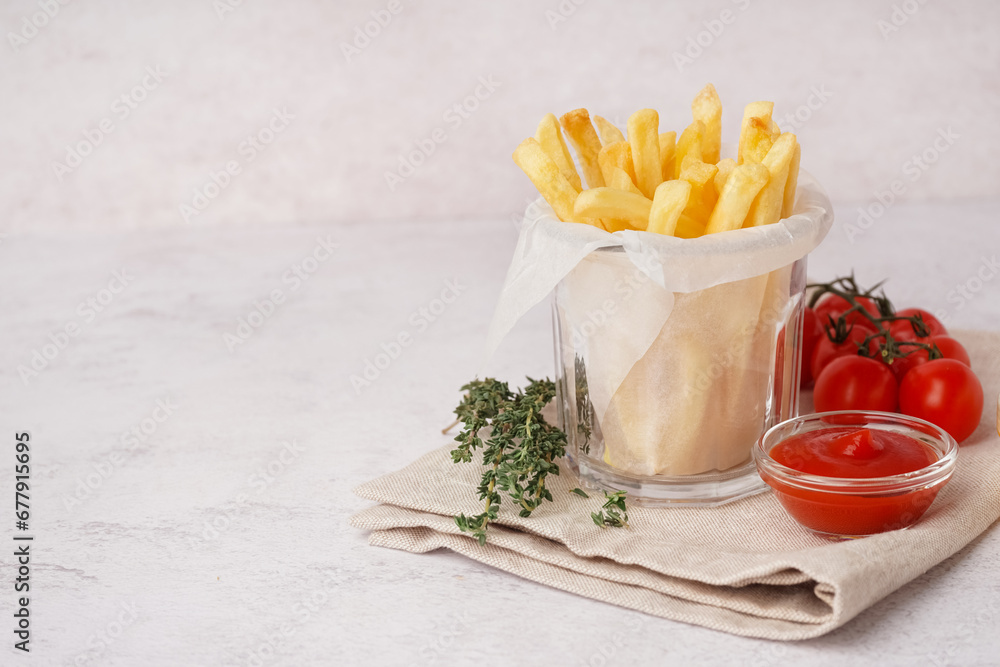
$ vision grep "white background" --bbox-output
[1,0,998,231]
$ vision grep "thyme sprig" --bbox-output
[592,491,629,528]
[451,377,627,544]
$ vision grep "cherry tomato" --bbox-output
[813,356,899,413]
[800,307,823,388]
[899,359,983,443]
[811,322,877,380]
[889,308,948,340]
[814,294,881,329]
[888,335,971,382]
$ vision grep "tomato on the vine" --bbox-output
[813,356,899,413]
[887,335,971,381]
[889,308,948,340]
[811,322,877,380]
[813,294,881,329]
[899,359,983,443]
[800,307,823,388]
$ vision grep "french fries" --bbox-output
[674,121,704,178]
[674,213,707,239]
[598,142,644,229]
[627,109,662,199]
[574,188,652,229]
[691,84,722,164]
[782,142,801,218]
[737,101,774,164]
[715,157,736,196]
[535,113,582,192]
[560,109,606,188]
[705,163,770,234]
[598,141,637,184]
[648,181,691,236]
[605,167,643,195]
[658,132,676,182]
[512,138,583,225]
[745,133,797,228]
[678,157,719,223]
[511,86,805,239]
[593,115,626,144]
[739,116,774,165]
[603,218,641,233]
[769,119,781,142]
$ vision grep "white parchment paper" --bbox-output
[485,169,834,380]
[484,168,833,475]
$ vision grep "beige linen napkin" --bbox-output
[351,330,1000,640]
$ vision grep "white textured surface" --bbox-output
[1,200,999,665]
[2,0,999,232]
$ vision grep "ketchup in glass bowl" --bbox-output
[755,411,958,539]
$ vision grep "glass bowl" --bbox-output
[754,411,958,539]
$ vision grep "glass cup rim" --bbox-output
[754,410,958,494]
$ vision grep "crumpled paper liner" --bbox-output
[578,264,797,475]
[352,329,1000,640]
[488,170,832,476]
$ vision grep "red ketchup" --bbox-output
[763,427,941,536]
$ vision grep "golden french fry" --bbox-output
[512,138,584,224]
[574,187,652,229]
[737,101,774,164]
[782,141,801,218]
[598,145,642,232]
[647,180,692,236]
[658,132,676,182]
[704,162,770,234]
[595,140,639,230]
[691,84,722,164]
[674,120,704,178]
[679,155,718,185]
[715,158,736,196]
[604,166,643,195]
[675,212,707,239]
[535,113,582,192]
[739,117,773,164]
[745,133,797,227]
[593,115,626,145]
[678,156,719,221]
[560,109,605,188]
[627,109,662,199]
[603,218,642,233]
[769,119,781,141]
[598,141,637,184]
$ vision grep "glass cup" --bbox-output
[553,248,808,506]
